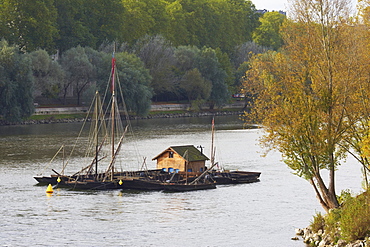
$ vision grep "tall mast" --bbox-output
[94,91,99,180]
[211,117,215,165]
[184,149,189,184]
[110,48,116,181]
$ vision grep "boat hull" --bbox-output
[210,171,261,184]
[34,176,59,185]
[62,180,123,190]
[120,179,216,192]
[163,183,216,192]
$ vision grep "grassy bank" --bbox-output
[28,113,87,121]
[0,108,244,126]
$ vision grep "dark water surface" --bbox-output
[0,115,363,246]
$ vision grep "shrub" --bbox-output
[310,211,325,232]
[337,189,352,205]
[339,191,370,242]
[325,208,342,243]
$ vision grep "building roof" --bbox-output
[152,145,209,162]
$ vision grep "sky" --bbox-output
[253,0,289,12]
[253,0,357,13]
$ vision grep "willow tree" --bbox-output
[242,0,365,211]
[0,40,34,122]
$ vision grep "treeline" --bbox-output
[0,36,271,122]
[0,0,262,54]
[0,0,287,122]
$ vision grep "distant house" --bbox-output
[152,145,209,173]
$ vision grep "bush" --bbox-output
[325,208,342,244]
[339,191,370,242]
[310,212,325,232]
[337,189,352,205]
[309,191,370,244]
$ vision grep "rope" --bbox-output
[38,145,64,175]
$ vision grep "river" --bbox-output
[0,115,364,246]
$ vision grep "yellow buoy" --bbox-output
[57,177,61,183]
[118,180,123,185]
[46,184,54,194]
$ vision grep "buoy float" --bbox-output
[46,184,54,194]
[119,180,123,185]
[57,177,61,183]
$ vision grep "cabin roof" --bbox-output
[152,145,209,161]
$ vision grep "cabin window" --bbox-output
[187,168,192,172]
[169,151,174,158]
[200,168,203,172]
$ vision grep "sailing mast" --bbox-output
[210,117,215,166]
[94,91,99,180]
[110,48,116,181]
[184,149,189,184]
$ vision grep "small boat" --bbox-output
[210,171,261,184]
[206,117,261,185]
[34,175,61,185]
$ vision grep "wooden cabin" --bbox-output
[152,145,209,173]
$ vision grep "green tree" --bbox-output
[166,0,259,53]
[0,0,58,52]
[55,0,125,53]
[219,0,259,53]
[197,47,229,108]
[97,52,153,116]
[54,0,96,53]
[180,68,211,109]
[165,1,189,46]
[215,48,235,93]
[242,0,362,211]
[0,40,34,122]
[83,0,126,47]
[174,45,229,106]
[60,46,95,105]
[174,45,199,73]
[121,0,169,44]
[82,47,106,103]
[252,11,286,50]
[133,35,178,101]
[29,49,64,99]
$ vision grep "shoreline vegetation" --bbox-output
[0,106,245,126]
[294,190,370,247]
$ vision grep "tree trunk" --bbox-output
[77,92,80,106]
[312,170,339,212]
[310,178,330,212]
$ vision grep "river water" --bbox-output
[0,115,364,247]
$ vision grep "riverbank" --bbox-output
[294,226,369,247]
[293,190,370,247]
[0,109,245,126]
